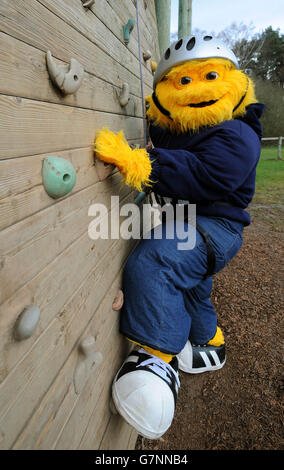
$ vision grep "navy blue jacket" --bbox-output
[149,103,265,226]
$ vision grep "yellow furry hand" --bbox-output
[94,128,153,192]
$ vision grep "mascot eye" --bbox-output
[179,76,192,85]
[206,72,219,80]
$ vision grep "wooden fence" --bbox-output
[261,137,283,160]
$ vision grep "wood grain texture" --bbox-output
[0,32,147,114]
[0,0,152,97]
[0,95,144,159]
[0,0,159,450]
[0,203,138,449]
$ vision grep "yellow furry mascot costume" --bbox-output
[95,35,264,439]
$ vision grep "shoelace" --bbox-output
[137,349,180,388]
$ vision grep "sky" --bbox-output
[171,0,284,36]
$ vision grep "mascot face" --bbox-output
[147,58,257,133]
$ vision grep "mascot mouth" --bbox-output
[188,99,219,108]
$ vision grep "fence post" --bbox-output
[277,136,282,160]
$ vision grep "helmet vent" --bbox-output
[175,39,183,50]
[186,37,195,51]
[164,48,171,60]
[203,35,213,41]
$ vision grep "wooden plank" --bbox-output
[11,243,135,450]
[0,172,129,305]
[0,146,95,201]
[0,205,138,449]
[0,32,146,115]
[0,187,133,383]
[0,95,144,159]
[0,0,151,97]
[99,415,138,451]
[54,276,133,450]
[107,0,160,63]
[36,0,154,89]
[0,140,143,230]
[0,147,98,231]
[92,0,158,67]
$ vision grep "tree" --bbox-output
[249,27,284,87]
[254,79,284,137]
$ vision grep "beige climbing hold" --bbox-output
[150,60,157,74]
[74,336,103,395]
[118,83,130,107]
[46,51,84,95]
[143,50,152,61]
[112,289,124,311]
[81,0,95,8]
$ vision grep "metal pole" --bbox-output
[178,0,192,39]
[155,0,171,55]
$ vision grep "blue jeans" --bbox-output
[120,215,244,354]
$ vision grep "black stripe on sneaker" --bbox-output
[116,352,179,405]
[192,349,207,369]
[208,351,216,366]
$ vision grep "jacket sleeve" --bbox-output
[148,124,261,202]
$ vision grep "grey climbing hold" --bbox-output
[81,0,95,8]
[14,305,40,341]
[46,51,84,95]
[42,156,76,199]
[118,83,130,107]
[74,336,103,394]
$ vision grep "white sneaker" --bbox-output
[177,340,226,374]
[112,348,180,439]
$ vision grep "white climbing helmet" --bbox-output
[153,34,239,88]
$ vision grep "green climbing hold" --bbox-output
[122,18,135,45]
[42,156,76,199]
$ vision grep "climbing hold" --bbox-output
[112,289,124,311]
[42,156,76,199]
[143,50,152,61]
[95,157,115,181]
[74,336,103,395]
[14,305,40,341]
[122,18,135,45]
[118,83,130,107]
[81,0,95,8]
[150,60,157,74]
[134,191,147,205]
[46,51,84,95]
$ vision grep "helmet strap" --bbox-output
[152,91,173,121]
[233,76,249,113]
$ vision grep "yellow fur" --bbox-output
[94,127,152,191]
[127,337,174,363]
[207,326,225,347]
[94,58,257,189]
[147,58,257,133]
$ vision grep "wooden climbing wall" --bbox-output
[0,0,160,450]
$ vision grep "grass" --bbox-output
[254,146,284,204]
[250,146,284,231]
